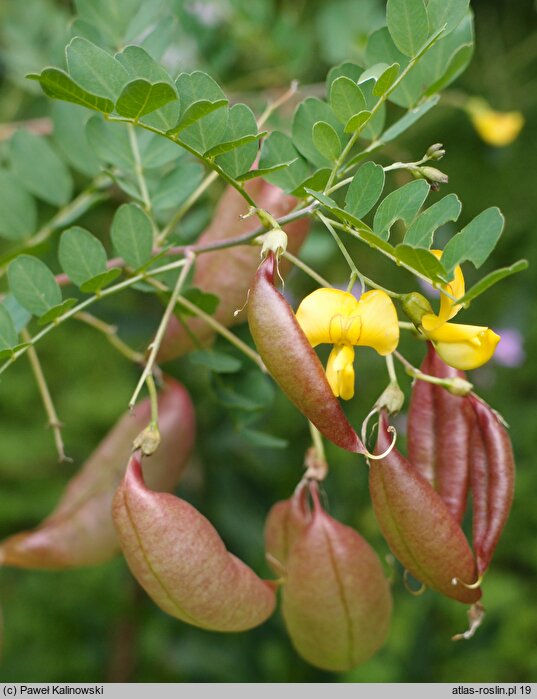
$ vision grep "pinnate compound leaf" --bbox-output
[115,79,177,120]
[115,44,173,84]
[0,305,18,350]
[66,37,129,101]
[345,162,385,219]
[111,204,153,269]
[258,132,310,193]
[442,207,505,275]
[291,168,331,198]
[214,103,260,178]
[0,170,37,241]
[455,260,529,306]
[10,132,73,208]
[27,69,114,113]
[312,121,341,161]
[38,299,78,326]
[404,193,462,248]
[174,72,228,153]
[58,226,107,287]
[329,77,366,125]
[425,44,474,96]
[386,0,430,57]
[373,179,430,240]
[8,256,62,316]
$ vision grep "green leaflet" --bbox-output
[174,71,229,153]
[442,207,505,275]
[292,97,346,168]
[58,226,108,287]
[345,162,385,219]
[66,36,129,101]
[404,194,462,248]
[111,204,153,269]
[115,80,178,120]
[8,256,62,317]
[0,170,37,242]
[373,180,430,240]
[258,132,310,193]
[455,260,529,306]
[386,0,430,57]
[27,69,115,114]
[10,131,73,207]
[312,121,342,161]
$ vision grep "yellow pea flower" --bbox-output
[417,251,501,370]
[295,288,399,400]
[467,99,524,147]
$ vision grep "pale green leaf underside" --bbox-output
[8,255,62,316]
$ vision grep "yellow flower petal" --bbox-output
[471,110,524,148]
[295,288,359,347]
[426,322,500,370]
[430,250,465,324]
[354,290,400,355]
[326,344,355,400]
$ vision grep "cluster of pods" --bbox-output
[0,184,515,671]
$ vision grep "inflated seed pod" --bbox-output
[408,343,473,522]
[264,483,310,575]
[158,180,309,362]
[248,252,366,453]
[281,482,392,671]
[468,395,515,576]
[113,453,276,632]
[370,411,481,604]
[0,378,195,569]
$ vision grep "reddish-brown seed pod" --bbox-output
[281,482,392,671]
[468,395,515,576]
[247,252,366,453]
[408,343,473,522]
[158,180,310,362]
[113,453,276,632]
[264,483,310,575]
[0,378,195,569]
[370,411,481,604]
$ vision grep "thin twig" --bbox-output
[22,329,71,463]
[281,250,332,288]
[257,80,299,128]
[74,312,144,363]
[129,253,195,409]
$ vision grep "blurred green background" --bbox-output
[1,0,536,683]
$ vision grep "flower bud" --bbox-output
[0,378,195,569]
[113,453,276,631]
[281,483,392,671]
[426,143,446,160]
[370,411,481,603]
[445,377,473,396]
[414,166,449,187]
[401,292,433,327]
